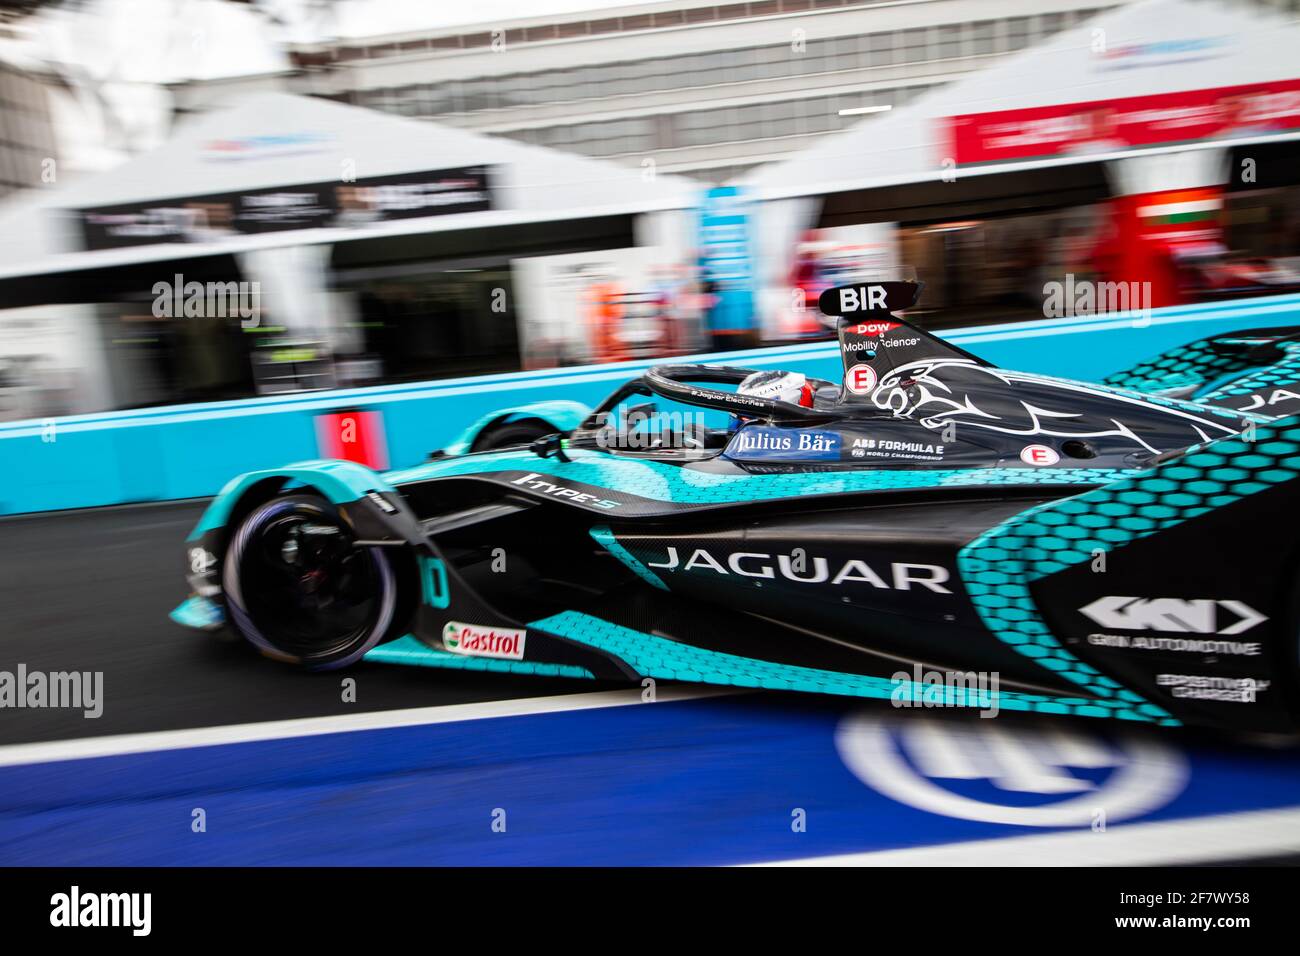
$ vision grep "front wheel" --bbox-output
[223,494,397,669]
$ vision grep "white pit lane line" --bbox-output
[752,805,1300,867]
[0,685,741,768]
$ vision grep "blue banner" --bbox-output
[697,185,757,335]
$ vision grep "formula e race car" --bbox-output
[173,281,1300,733]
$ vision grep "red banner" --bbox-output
[948,78,1300,166]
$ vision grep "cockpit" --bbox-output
[558,363,845,462]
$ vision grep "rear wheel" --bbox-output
[223,494,397,669]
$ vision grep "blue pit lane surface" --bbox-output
[2,694,1300,866]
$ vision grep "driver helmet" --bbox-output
[730,370,815,429]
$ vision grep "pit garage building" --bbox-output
[0,91,698,419]
[740,0,1300,332]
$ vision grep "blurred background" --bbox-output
[0,0,1299,424]
[4,1,1300,870]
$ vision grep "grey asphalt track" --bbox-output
[0,500,610,746]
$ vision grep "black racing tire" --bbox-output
[472,417,555,451]
[223,493,397,670]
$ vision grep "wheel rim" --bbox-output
[232,501,389,661]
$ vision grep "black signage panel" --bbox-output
[77,166,494,250]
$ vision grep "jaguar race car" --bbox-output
[173,281,1300,733]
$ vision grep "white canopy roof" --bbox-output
[0,91,698,278]
[738,0,1300,200]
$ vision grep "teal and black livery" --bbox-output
[1107,325,1300,419]
[437,400,593,457]
[172,283,1300,734]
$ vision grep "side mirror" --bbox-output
[624,402,658,428]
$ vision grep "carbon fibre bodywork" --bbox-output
[174,284,1300,733]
